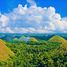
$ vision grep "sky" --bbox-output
[0,0,67,33]
[0,0,67,17]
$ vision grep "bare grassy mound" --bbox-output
[48,35,67,50]
[48,35,66,43]
[0,39,14,61]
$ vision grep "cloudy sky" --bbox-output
[0,0,67,33]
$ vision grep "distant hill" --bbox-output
[48,35,66,43]
[48,35,67,50]
[0,39,14,61]
[29,37,38,42]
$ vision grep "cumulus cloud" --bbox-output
[27,0,36,6]
[0,14,9,27]
[0,3,67,33]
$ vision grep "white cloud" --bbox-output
[0,4,67,33]
[0,27,14,33]
[27,0,36,6]
[0,14,9,27]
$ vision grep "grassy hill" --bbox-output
[0,39,14,61]
[29,37,38,42]
[48,35,67,50]
[48,35,66,43]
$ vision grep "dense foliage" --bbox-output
[0,36,67,67]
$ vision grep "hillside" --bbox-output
[29,37,38,42]
[0,39,14,61]
[48,35,66,43]
[48,35,67,50]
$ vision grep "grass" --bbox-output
[0,39,14,61]
[48,35,66,43]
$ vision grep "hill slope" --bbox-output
[0,39,14,61]
[29,37,38,42]
[48,35,67,50]
[48,35,66,43]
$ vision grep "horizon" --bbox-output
[0,32,67,34]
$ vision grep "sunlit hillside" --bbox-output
[0,39,14,61]
[29,37,38,42]
[48,35,67,50]
[48,35,66,43]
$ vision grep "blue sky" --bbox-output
[0,0,67,17]
[0,0,67,33]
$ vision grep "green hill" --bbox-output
[30,37,38,42]
[48,35,67,50]
[48,35,66,43]
[0,39,14,61]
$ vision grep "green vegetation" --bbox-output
[0,35,67,67]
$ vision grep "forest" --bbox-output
[0,35,67,67]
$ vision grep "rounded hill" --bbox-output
[48,35,66,43]
[0,39,14,61]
